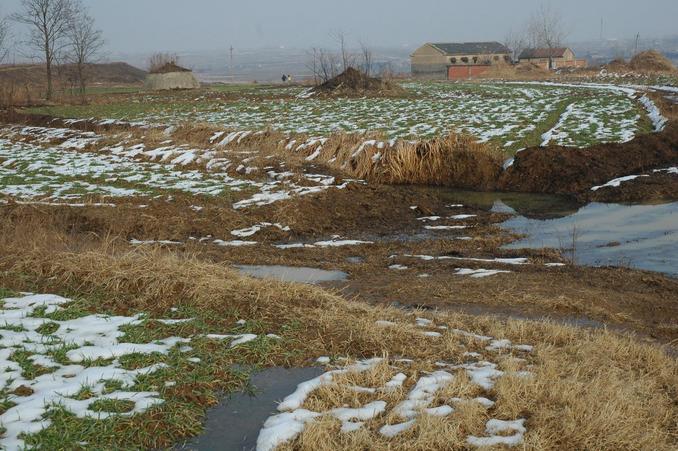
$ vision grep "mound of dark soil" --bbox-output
[149,63,192,75]
[499,122,678,195]
[587,171,678,203]
[313,67,406,97]
[629,51,676,72]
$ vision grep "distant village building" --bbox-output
[410,42,512,80]
[144,63,200,90]
[518,48,587,70]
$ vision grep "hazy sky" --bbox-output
[3,0,678,53]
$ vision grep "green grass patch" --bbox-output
[36,322,60,335]
[89,399,136,414]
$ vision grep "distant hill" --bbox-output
[0,62,147,85]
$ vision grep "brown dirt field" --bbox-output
[498,121,678,195]
[1,184,676,348]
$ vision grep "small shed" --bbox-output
[144,63,200,90]
[518,48,587,70]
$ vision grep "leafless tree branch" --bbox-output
[11,0,75,99]
[64,1,104,98]
[526,4,567,68]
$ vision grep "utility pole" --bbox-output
[229,46,234,78]
[634,33,640,55]
[600,18,603,42]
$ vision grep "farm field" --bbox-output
[1,72,677,450]
[26,81,657,153]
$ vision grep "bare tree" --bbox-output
[0,12,10,64]
[11,0,74,100]
[359,41,373,77]
[318,48,339,83]
[148,52,178,72]
[330,30,356,71]
[305,47,320,85]
[65,2,103,98]
[504,28,526,63]
[526,4,567,69]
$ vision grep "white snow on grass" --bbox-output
[256,317,534,450]
[653,166,678,175]
[389,264,408,271]
[467,418,527,448]
[455,268,512,278]
[638,95,668,132]
[398,254,527,266]
[424,225,467,231]
[313,239,373,247]
[273,238,373,249]
[0,126,353,211]
[231,222,291,238]
[0,294,183,450]
[0,293,275,451]
[92,82,650,150]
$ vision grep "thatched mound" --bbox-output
[629,51,676,72]
[145,71,200,91]
[313,67,406,97]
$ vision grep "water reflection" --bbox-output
[502,202,678,276]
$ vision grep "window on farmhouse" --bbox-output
[461,57,468,63]
[450,57,457,63]
[473,56,478,63]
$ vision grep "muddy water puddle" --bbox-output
[178,367,323,451]
[235,265,348,284]
[503,202,678,276]
[431,189,677,277]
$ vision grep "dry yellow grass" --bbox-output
[0,217,676,450]
[125,121,504,189]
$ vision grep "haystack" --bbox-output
[313,67,406,97]
[604,58,629,72]
[628,50,676,72]
[144,63,200,90]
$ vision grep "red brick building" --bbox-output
[411,42,512,80]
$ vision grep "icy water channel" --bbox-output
[234,265,348,284]
[178,367,324,451]
[438,189,677,277]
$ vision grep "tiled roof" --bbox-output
[519,48,570,59]
[430,42,510,56]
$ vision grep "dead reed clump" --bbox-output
[304,132,504,190]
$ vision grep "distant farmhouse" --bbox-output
[145,63,200,91]
[411,42,511,80]
[518,48,587,70]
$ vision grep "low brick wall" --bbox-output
[447,65,491,80]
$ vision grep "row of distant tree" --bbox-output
[305,5,568,85]
[0,0,104,100]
